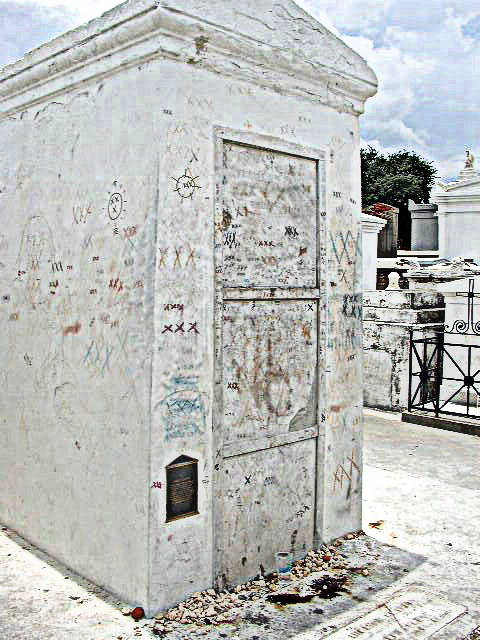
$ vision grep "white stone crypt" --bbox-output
[0,0,377,614]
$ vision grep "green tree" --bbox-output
[360,146,437,209]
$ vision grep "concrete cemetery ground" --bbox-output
[0,409,479,639]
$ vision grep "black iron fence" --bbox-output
[409,333,480,420]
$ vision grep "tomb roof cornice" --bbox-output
[361,212,388,233]
[435,177,480,192]
[0,0,377,119]
[433,193,480,202]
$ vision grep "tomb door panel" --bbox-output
[220,141,318,288]
[220,299,318,582]
[222,299,317,444]
[214,131,324,586]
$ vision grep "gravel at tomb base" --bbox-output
[148,531,366,637]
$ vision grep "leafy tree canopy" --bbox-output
[361,146,437,210]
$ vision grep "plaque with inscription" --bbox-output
[166,456,198,522]
[319,589,467,640]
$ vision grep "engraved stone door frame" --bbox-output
[212,127,327,586]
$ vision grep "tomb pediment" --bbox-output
[0,0,377,117]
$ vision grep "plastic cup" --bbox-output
[275,551,293,582]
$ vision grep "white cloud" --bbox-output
[11,0,120,24]
[296,0,480,181]
[0,0,121,67]
[366,119,425,147]
[296,0,393,37]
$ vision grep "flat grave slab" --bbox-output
[325,588,466,639]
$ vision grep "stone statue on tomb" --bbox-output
[465,149,475,169]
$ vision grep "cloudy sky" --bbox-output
[1,0,478,181]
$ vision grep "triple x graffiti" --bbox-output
[342,294,362,319]
[83,331,129,374]
[83,340,114,374]
[162,321,199,335]
[158,246,195,269]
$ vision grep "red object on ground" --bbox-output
[131,607,145,621]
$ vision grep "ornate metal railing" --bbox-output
[409,333,480,420]
[445,277,480,335]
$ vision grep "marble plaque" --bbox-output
[326,589,466,639]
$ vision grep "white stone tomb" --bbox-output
[0,0,377,614]
[431,152,480,261]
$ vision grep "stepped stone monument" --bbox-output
[408,200,438,252]
[0,0,377,614]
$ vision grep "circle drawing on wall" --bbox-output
[171,167,201,199]
[108,192,124,220]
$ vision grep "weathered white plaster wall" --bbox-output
[0,75,156,604]
[147,57,369,610]
[0,0,377,615]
